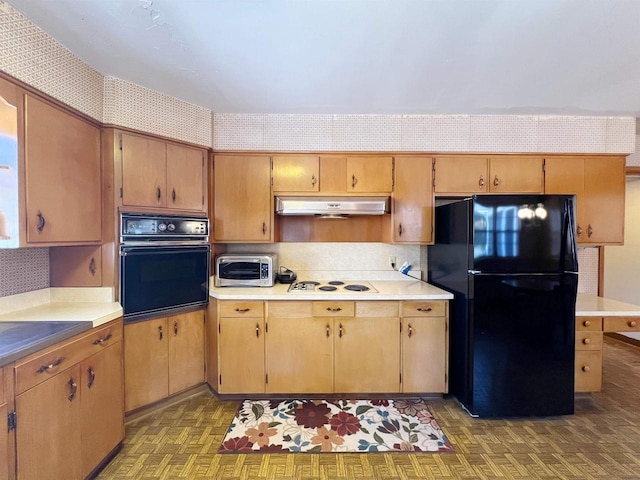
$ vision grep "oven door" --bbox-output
[120,244,210,321]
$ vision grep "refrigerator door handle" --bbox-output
[468,270,482,274]
[563,198,579,272]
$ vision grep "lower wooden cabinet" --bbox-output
[12,319,123,480]
[124,310,204,412]
[210,299,449,395]
[0,364,13,480]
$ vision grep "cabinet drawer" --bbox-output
[15,320,123,395]
[356,301,399,317]
[312,301,355,317]
[575,350,602,392]
[575,331,603,350]
[603,316,640,332]
[576,316,602,331]
[402,301,446,317]
[219,301,264,318]
[267,301,312,318]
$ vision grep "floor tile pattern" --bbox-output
[97,337,640,479]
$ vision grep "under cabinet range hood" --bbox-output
[275,196,390,217]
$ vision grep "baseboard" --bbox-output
[605,332,640,348]
[124,383,210,424]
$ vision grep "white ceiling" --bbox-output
[7,0,640,116]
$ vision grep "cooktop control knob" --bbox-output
[167,223,176,232]
[158,223,167,232]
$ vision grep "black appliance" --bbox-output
[428,195,578,417]
[119,213,210,321]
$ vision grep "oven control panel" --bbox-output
[121,213,208,240]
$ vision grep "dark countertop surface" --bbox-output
[0,321,92,368]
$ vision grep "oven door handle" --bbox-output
[120,245,210,256]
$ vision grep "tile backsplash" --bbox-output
[0,248,48,296]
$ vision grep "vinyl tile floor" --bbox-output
[96,337,640,480]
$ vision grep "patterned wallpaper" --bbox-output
[0,248,48,296]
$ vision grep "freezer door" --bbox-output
[466,272,577,417]
[472,195,577,274]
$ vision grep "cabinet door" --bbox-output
[16,364,82,480]
[401,317,447,393]
[80,342,124,478]
[166,144,205,211]
[319,156,347,193]
[0,402,6,480]
[214,155,272,242]
[121,133,167,208]
[218,316,265,394]
[272,155,319,192]
[434,156,489,194]
[334,317,400,393]
[168,310,205,394]
[124,319,168,412]
[346,156,393,193]
[544,156,586,238]
[582,156,625,244]
[393,156,433,244]
[266,317,334,393]
[489,156,543,193]
[49,245,102,287]
[24,95,101,243]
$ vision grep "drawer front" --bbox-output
[401,301,446,317]
[312,301,355,317]
[576,316,603,331]
[603,316,640,332]
[219,301,264,318]
[575,331,603,350]
[356,301,399,317]
[15,319,123,395]
[267,301,313,318]
[575,350,603,392]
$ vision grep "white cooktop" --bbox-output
[287,280,378,294]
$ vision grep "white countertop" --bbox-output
[0,287,123,327]
[575,293,640,317]
[209,275,454,301]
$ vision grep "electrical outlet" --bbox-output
[389,256,396,269]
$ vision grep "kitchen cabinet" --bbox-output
[434,155,544,195]
[216,301,265,394]
[272,155,319,192]
[1,364,14,480]
[575,317,603,393]
[265,302,334,394]
[545,156,625,245]
[124,310,204,412]
[120,132,207,212]
[13,319,123,480]
[213,155,272,242]
[401,301,448,393]
[314,155,393,193]
[49,245,102,287]
[392,156,433,244]
[334,302,400,393]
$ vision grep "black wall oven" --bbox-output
[119,213,210,321]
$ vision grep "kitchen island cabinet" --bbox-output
[124,310,204,412]
[544,155,625,245]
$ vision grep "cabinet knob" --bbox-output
[156,187,162,202]
[577,225,583,237]
[417,306,432,312]
[398,224,403,236]
[235,308,251,313]
[67,377,78,401]
[256,323,260,338]
[87,367,96,389]
[493,175,500,187]
[326,307,342,313]
[92,333,112,346]
[583,320,591,327]
[582,338,591,345]
[352,174,357,188]
[582,365,591,372]
[159,325,163,340]
[172,188,176,202]
[326,323,330,338]
[89,257,96,276]
[339,323,344,338]
[408,323,413,338]
[628,320,638,328]
[36,357,65,374]
[478,175,485,188]
[262,222,267,235]
[587,224,593,238]
[311,175,317,187]
[174,321,178,336]
[36,211,46,233]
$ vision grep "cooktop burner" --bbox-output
[287,281,377,293]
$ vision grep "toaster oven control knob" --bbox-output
[167,223,176,232]
[158,223,167,232]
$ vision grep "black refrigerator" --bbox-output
[428,195,578,417]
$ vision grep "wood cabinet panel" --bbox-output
[401,301,447,317]
[218,301,264,318]
[16,364,82,480]
[218,316,265,394]
[346,156,393,193]
[166,143,205,211]
[575,350,602,393]
[49,245,102,287]
[334,316,400,393]
[393,156,434,244]
[168,310,205,394]
[266,317,334,393]
[311,301,355,317]
[489,156,543,193]
[0,402,7,480]
[124,318,168,412]
[319,156,347,193]
[272,155,319,192]
[434,156,488,194]
[603,316,640,332]
[402,316,448,393]
[575,331,603,350]
[356,301,399,317]
[213,155,272,242]
[121,133,167,208]
[24,95,101,244]
[576,316,603,331]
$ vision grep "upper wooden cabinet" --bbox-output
[544,156,625,245]
[15,92,101,245]
[347,156,393,193]
[392,156,433,244]
[213,154,272,242]
[272,155,319,192]
[434,155,544,195]
[120,133,207,212]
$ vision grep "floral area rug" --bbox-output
[219,398,454,453]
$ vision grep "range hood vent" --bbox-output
[275,196,390,217]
